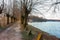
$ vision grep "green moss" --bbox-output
[21,30,34,40]
[0,26,5,30]
[21,25,40,40]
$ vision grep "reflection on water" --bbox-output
[28,21,60,38]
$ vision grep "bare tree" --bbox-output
[6,9,10,24]
[20,0,33,29]
[12,0,20,22]
[20,0,44,29]
[0,0,4,14]
[47,0,60,13]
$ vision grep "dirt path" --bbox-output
[0,21,23,40]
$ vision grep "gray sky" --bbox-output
[31,0,60,19]
[0,0,60,19]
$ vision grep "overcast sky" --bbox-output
[0,0,60,19]
[31,0,60,19]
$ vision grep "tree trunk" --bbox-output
[7,15,9,24]
[24,13,28,28]
[14,17,16,22]
[13,17,15,22]
[11,17,13,23]
[20,14,25,30]
[21,15,24,24]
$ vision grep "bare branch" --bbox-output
[53,5,57,12]
[46,5,53,12]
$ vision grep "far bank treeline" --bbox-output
[28,16,46,22]
[28,16,60,22]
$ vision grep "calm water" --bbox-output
[28,21,60,38]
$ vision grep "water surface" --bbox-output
[28,21,60,38]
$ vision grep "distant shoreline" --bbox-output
[28,16,60,22]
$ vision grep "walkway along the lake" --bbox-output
[0,21,23,40]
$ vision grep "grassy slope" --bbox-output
[21,25,59,40]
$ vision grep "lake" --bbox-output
[28,21,60,38]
